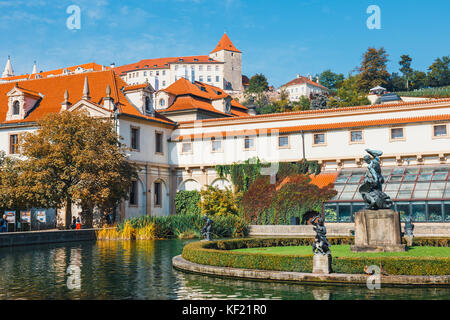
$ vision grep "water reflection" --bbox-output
[0,240,449,300]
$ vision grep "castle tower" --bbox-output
[209,33,242,92]
[2,56,14,78]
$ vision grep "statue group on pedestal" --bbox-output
[312,215,331,255]
[359,149,393,210]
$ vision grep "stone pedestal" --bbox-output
[351,209,406,252]
[312,254,332,274]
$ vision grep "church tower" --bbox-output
[2,56,14,78]
[209,33,242,92]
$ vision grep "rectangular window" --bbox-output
[199,76,204,82]
[350,130,363,143]
[211,137,222,152]
[428,202,443,222]
[207,76,211,82]
[216,76,220,82]
[199,66,203,71]
[433,124,447,137]
[155,132,163,154]
[131,127,140,151]
[154,182,162,207]
[313,133,325,145]
[9,134,19,154]
[390,127,404,140]
[278,135,289,148]
[182,142,192,153]
[244,136,254,150]
[129,180,138,206]
[162,70,166,76]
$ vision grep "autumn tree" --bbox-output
[2,111,137,228]
[356,47,390,92]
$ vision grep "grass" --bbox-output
[234,245,450,257]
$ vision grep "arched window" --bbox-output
[12,101,20,115]
[145,96,151,112]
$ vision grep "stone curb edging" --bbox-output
[172,255,450,286]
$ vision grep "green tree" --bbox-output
[2,111,137,228]
[318,69,344,90]
[409,70,428,90]
[427,56,450,87]
[329,75,371,107]
[399,54,413,89]
[175,190,201,215]
[246,73,269,93]
[356,47,391,92]
[292,96,311,111]
[386,72,406,92]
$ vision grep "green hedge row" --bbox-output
[182,238,450,276]
[402,237,450,247]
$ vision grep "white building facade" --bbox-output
[279,74,329,102]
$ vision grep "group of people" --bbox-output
[71,217,82,230]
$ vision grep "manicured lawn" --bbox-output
[234,245,450,257]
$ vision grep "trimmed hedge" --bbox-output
[182,238,450,276]
[402,237,450,247]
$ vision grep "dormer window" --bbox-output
[12,101,20,115]
[145,96,152,112]
[159,99,165,107]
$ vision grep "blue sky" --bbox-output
[0,0,449,87]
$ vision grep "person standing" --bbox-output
[0,214,7,233]
[71,217,77,229]
[75,217,81,230]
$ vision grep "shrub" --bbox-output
[175,190,201,215]
[200,186,239,216]
[100,214,249,240]
[182,238,450,276]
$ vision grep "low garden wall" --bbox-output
[0,229,97,248]
[180,238,450,276]
[249,223,450,237]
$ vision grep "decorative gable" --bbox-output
[6,86,41,121]
[123,83,156,115]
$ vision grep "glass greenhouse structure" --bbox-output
[323,165,450,223]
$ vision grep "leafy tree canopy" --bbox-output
[247,73,269,93]
[356,47,391,92]
[0,111,137,228]
[319,69,344,90]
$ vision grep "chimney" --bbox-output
[247,97,257,116]
[296,74,300,79]
[103,85,114,111]
[316,76,319,84]
[61,90,71,111]
[308,74,312,81]
[110,63,115,69]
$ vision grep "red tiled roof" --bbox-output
[177,97,450,125]
[309,173,339,188]
[163,96,231,117]
[0,62,107,82]
[0,70,174,125]
[159,78,248,117]
[210,33,241,54]
[113,56,221,76]
[123,83,151,91]
[280,76,329,91]
[171,113,450,141]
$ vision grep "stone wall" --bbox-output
[0,229,97,248]
[249,223,450,237]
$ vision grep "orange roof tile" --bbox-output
[0,70,174,126]
[309,173,339,188]
[123,83,151,91]
[171,113,450,141]
[0,62,107,82]
[177,97,450,125]
[162,78,212,100]
[210,33,241,54]
[163,96,231,117]
[113,56,221,76]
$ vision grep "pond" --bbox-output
[0,240,448,300]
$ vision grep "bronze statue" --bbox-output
[359,149,393,210]
[312,215,331,255]
[201,215,213,241]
